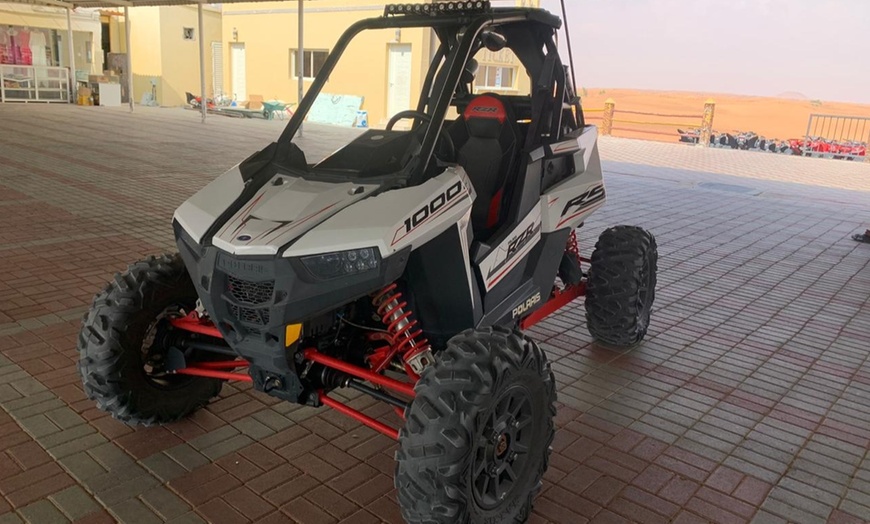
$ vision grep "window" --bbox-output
[290,49,329,79]
[183,27,195,41]
[475,65,516,90]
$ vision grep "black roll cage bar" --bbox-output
[276,8,582,185]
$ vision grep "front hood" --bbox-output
[213,174,380,255]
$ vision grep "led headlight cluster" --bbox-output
[384,1,490,16]
[301,248,380,280]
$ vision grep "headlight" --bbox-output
[301,248,380,280]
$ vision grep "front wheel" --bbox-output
[585,225,658,348]
[395,327,556,524]
[77,254,224,425]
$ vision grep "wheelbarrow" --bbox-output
[263,100,294,120]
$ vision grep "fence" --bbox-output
[585,98,716,146]
[803,114,870,162]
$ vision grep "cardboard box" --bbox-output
[88,74,120,84]
[247,94,264,110]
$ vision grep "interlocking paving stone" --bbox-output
[47,486,100,521]
[17,500,67,524]
[2,104,870,522]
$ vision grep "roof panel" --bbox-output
[2,0,298,9]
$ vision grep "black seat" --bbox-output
[449,94,520,239]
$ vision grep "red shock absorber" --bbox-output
[371,283,433,377]
[566,229,584,264]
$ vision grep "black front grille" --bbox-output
[227,275,274,305]
[229,303,271,325]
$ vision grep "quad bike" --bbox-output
[677,128,701,144]
[77,3,657,523]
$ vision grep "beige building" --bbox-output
[220,0,538,126]
[106,5,221,108]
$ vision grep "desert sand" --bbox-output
[580,88,870,144]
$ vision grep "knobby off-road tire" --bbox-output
[585,225,658,348]
[396,326,556,524]
[78,253,223,425]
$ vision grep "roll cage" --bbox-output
[275,5,585,186]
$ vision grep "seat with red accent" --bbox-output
[449,93,520,239]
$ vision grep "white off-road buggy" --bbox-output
[78,3,657,522]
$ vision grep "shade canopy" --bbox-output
[1,0,278,8]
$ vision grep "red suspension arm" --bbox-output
[175,367,253,382]
[319,392,399,440]
[303,348,416,398]
[169,314,223,338]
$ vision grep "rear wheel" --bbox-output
[78,254,224,425]
[395,327,556,524]
[585,225,658,348]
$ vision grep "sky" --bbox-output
[538,0,870,104]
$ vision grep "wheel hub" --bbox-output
[472,386,534,509]
[494,433,510,460]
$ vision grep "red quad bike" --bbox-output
[78,3,657,522]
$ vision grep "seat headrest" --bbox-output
[463,95,510,139]
[463,95,507,124]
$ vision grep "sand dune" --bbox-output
[580,88,870,144]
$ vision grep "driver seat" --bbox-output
[450,94,520,239]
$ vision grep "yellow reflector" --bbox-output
[285,324,302,346]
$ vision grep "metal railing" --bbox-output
[803,114,870,161]
[585,98,716,146]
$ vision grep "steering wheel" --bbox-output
[386,109,431,130]
[386,110,456,163]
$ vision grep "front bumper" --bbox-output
[173,221,409,402]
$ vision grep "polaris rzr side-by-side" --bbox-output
[78,3,657,522]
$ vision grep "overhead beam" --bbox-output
[90,0,133,7]
[5,0,77,9]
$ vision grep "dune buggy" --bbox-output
[78,2,657,522]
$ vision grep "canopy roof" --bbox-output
[2,0,279,9]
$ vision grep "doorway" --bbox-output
[230,43,246,103]
[387,43,412,124]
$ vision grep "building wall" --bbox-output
[122,6,220,107]
[158,6,221,107]
[125,6,162,105]
[222,0,432,126]
[221,0,541,125]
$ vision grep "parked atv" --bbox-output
[78,3,657,523]
[677,128,701,144]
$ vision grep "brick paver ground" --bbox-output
[1,104,869,524]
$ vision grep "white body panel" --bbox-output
[213,176,380,256]
[478,206,542,291]
[540,126,606,233]
[284,167,475,258]
[173,165,246,244]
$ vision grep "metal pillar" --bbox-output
[198,3,207,123]
[124,7,133,111]
[66,7,75,103]
[297,0,304,137]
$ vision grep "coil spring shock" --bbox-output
[566,229,582,265]
[371,283,433,376]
